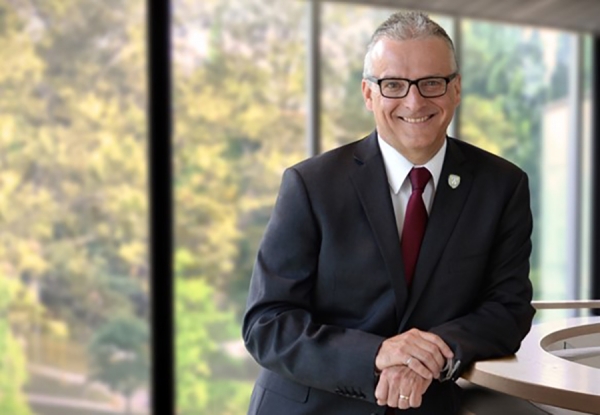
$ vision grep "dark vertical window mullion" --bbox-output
[307,0,322,156]
[592,35,600,315]
[148,0,174,412]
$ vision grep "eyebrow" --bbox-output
[378,73,448,79]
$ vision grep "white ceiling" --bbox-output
[323,0,600,34]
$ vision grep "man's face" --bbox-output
[362,37,461,164]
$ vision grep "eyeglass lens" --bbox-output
[381,78,447,98]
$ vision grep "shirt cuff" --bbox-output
[439,357,461,382]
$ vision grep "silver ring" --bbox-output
[405,357,413,366]
[399,394,409,401]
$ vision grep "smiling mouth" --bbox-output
[399,115,434,123]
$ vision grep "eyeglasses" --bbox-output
[365,73,458,99]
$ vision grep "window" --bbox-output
[460,21,592,320]
[173,0,307,413]
[0,1,150,414]
[3,2,593,414]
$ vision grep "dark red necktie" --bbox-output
[401,167,431,286]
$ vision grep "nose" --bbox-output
[403,84,427,109]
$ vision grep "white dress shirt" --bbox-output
[377,135,447,241]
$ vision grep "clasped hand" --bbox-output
[374,329,453,409]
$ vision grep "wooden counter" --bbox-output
[461,316,600,414]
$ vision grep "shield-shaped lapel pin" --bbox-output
[448,174,461,189]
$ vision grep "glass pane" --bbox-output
[460,21,591,321]
[0,1,149,414]
[320,4,394,152]
[579,35,593,304]
[172,0,307,413]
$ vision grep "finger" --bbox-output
[375,331,451,372]
[379,346,439,376]
[410,336,448,369]
[386,373,401,407]
[398,392,411,410]
[375,373,389,406]
[410,374,432,408]
[409,388,423,408]
[400,333,446,374]
[395,369,415,409]
[418,331,454,359]
[408,359,434,379]
[407,350,444,379]
[408,337,451,377]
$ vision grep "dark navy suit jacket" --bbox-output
[243,131,535,415]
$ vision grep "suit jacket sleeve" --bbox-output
[429,170,535,379]
[242,167,384,403]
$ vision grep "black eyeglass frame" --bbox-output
[365,72,459,99]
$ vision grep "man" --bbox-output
[243,11,535,415]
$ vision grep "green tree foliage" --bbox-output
[1,0,151,411]
[460,21,549,272]
[461,95,517,155]
[89,315,149,414]
[0,278,32,415]
[173,0,307,313]
[0,0,148,340]
[320,5,397,150]
[461,21,547,158]
[175,277,247,415]
[172,3,311,411]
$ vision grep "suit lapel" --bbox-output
[399,138,474,330]
[350,133,408,321]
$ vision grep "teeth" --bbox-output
[402,116,430,123]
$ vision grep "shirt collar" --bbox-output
[377,134,447,194]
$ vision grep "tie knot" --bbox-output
[409,167,431,192]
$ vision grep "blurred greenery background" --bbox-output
[0,0,590,414]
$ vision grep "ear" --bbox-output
[453,73,462,106]
[361,79,374,111]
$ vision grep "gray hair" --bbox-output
[363,11,458,77]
